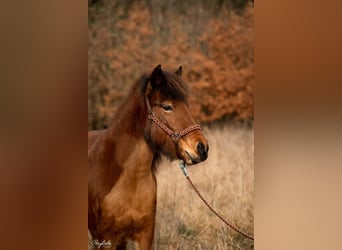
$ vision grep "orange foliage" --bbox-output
[88,2,254,129]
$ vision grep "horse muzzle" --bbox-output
[180,137,209,165]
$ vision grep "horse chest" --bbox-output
[101,174,157,235]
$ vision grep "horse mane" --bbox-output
[108,69,190,133]
[107,74,149,136]
[155,71,190,104]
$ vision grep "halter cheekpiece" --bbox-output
[145,96,201,142]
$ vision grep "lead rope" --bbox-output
[178,160,254,241]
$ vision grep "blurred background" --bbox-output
[88,0,254,249]
[88,0,254,129]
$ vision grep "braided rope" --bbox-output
[186,176,254,240]
[146,95,253,240]
[179,124,202,137]
[147,111,201,142]
[179,161,254,241]
[148,111,174,136]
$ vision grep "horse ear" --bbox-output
[175,65,182,76]
[150,64,165,88]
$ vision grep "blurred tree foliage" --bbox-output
[88,0,254,129]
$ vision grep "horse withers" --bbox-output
[88,65,209,249]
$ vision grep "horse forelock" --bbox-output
[158,71,190,103]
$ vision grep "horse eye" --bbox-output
[161,104,173,111]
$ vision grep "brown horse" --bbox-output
[88,65,209,249]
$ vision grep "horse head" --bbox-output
[145,65,209,165]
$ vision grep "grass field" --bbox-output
[153,124,254,249]
[88,124,254,249]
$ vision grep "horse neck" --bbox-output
[104,88,155,176]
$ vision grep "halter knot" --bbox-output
[171,132,181,142]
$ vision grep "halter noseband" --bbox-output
[145,96,201,142]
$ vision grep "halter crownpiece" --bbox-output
[145,96,201,142]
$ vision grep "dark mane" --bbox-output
[155,71,190,103]
[107,74,149,135]
[135,69,190,105]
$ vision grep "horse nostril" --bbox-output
[197,142,204,153]
[197,142,208,160]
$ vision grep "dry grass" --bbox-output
[88,125,253,250]
[153,124,254,249]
